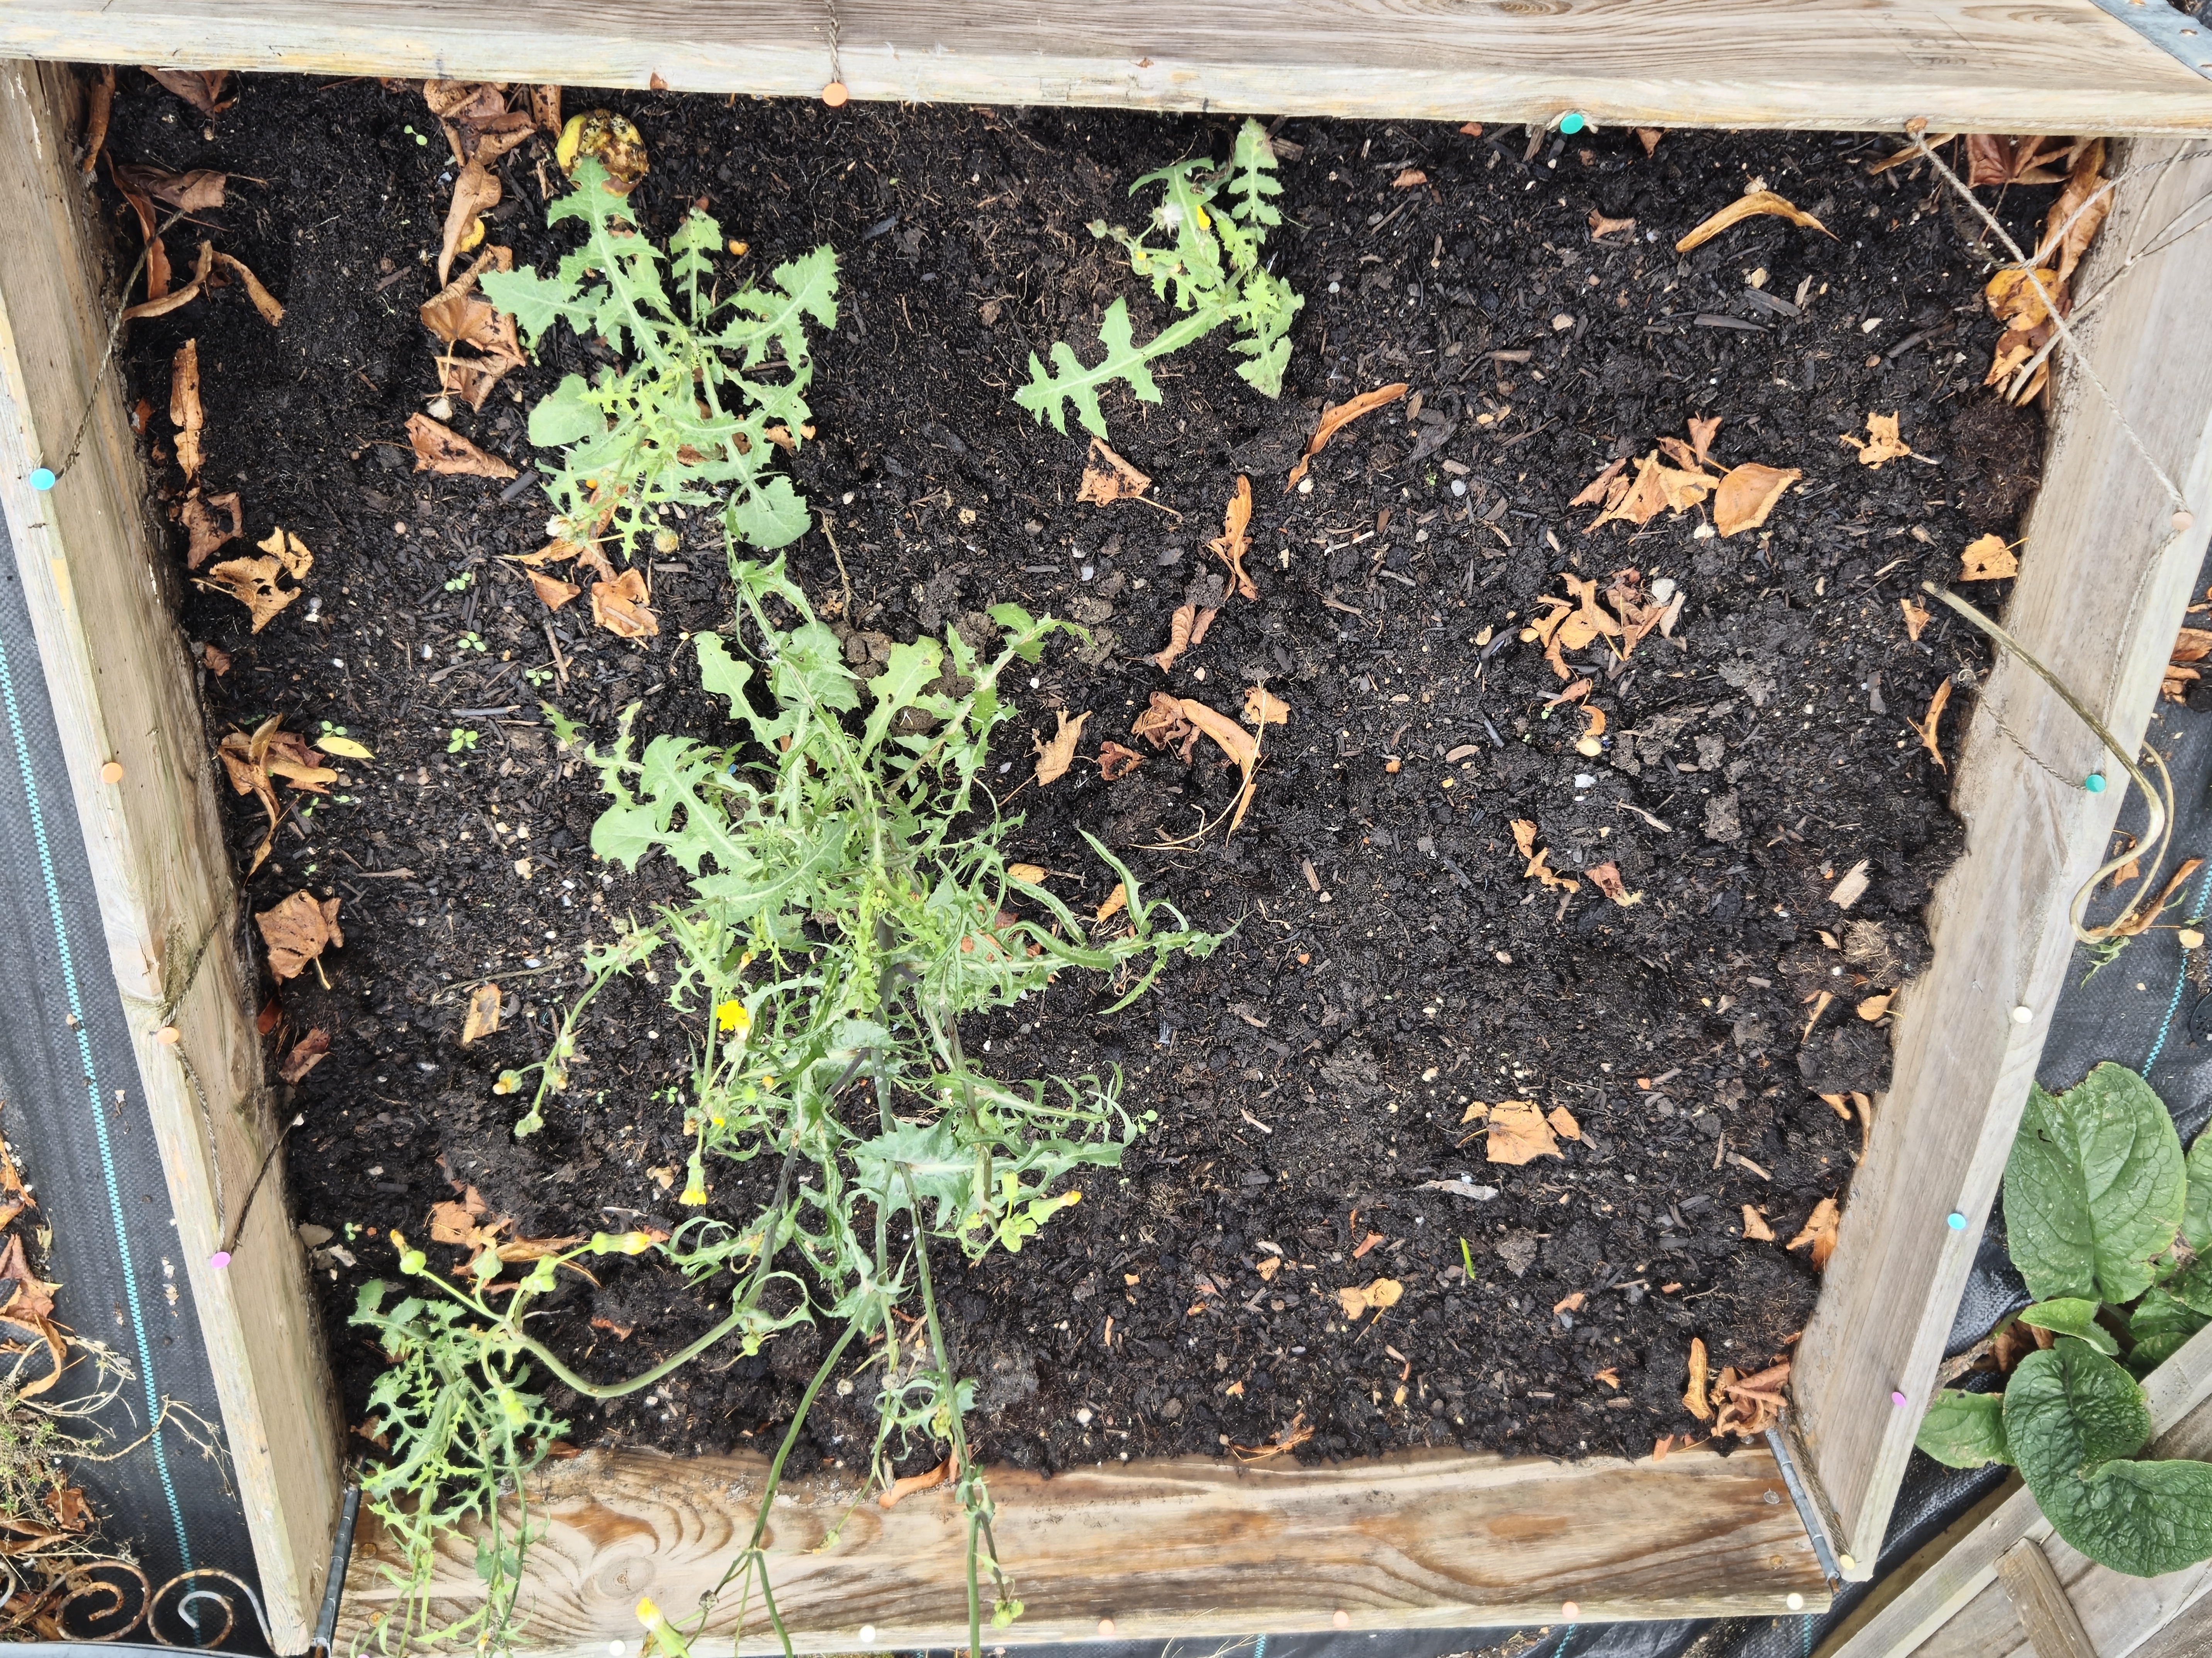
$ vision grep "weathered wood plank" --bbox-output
[1788,134,2212,1581]
[0,59,341,1648]
[341,1442,1829,1655]
[2,0,2209,133]
[1820,1320,2212,1658]
[1992,1540,2095,1658]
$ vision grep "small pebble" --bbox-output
[1297,477,1314,494]
[1450,479,1467,496]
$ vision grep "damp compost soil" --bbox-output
[99,75,2050,1478]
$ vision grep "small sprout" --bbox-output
[447,727,480,756]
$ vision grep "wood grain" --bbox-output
[1820,1320,2212,1658]
[1993,1540,2095,1658]
[340,1442,1829,1654]
[1788,135,2212,1582]
[2,0,2209,133]
[0,59,341,1648]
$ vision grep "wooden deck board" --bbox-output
[0,59,342,1648]
[2,0,2209,133]
[1787,134,2212,1582]
[340,1443,1830,1654]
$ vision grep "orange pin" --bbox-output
[822,81,850,107]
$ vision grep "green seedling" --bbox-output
[1460,1236,1476,1278]
[443,570,475,593]
[456,631,487,654]
[1016,118,1302,439]
[483,157,839,565]
[1915,1064,2212,1577]
[357,556,1220,1654]
[447,727,478,757]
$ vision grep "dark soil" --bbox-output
[99,75,2051,1477]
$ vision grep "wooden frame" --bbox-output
[1817,1321,2212,1658]
[0,18,2207,1651]
[0,59,342,1653]
[1788,134,2212,1582]
[3,0,2212,136]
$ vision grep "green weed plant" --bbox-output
[353,558,1217,1653]
[1915,1063,2212,1576]
[482,158,839,565]
[1016,118,1302,438]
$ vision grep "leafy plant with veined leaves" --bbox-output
[482,156,838,565]
[350,555,1218,1654]
[1016,117,1302,438]
[1915,1063,2212,1577]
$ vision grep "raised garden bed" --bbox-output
[1,19,2209,1651]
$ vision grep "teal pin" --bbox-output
[29,466,55,491]
[1559,112,1586,135]
[2083,772,2107,793]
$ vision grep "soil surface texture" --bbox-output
[99,76,2052,1476]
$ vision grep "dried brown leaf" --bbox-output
[278,1027,331,1083]
[1742,1205,1776,1242]
[0,1235,56,1321]
[1098,740,1144,781]
[1032,709,1091,787]
[1966,134,2070,189]
[1586,861,1642,907]
[1094,882,1128,924]
[1675,189,1833,253]
[590,569,659,639]
[1076,436,1151,505]
[1683,1336,1712,1420]
[531,85,564,134]
[1243,685,1289,726]
[1787,1196,1840,1270]
[255,890,342,981]
[1687,415,1722,469]
[1713,463,1801,537]
[1151,602,1218,672]
[407,412,517,478]
[1547,1106,1581,1141]
[1911,678,1953,771]
[1569,457,1626,509]
[877,1456,953,1509]
[1132,691,1192,749]
[180,488,242,569]
[170,339,202,480]
[2042,138,2109,287]
[1901,597,1931,642]
[528,570,582,611]
[1210,474,1257,601]
[1391,168,1427,189]
[1841,412,1915,470]
[83,66,115,176]
[462,983,502,1046]
[1484,1100,1561,1166]
[439,159,502,285]
[1588,210,1635,239]
[197,552,305,632]
[1337,1277,1405,1317]
[1959,533,2018,581]
[1178,697,1261,832]
[142,68,234,116]
[1286,382,1408,490]
[209,249,285,325]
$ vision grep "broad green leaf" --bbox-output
[2172,1253,2212,1318]
[1915,1390,2012,1467]
[727,475,813,550]
[2003,1064,2186,1305]
[694,633,754,721]
[860,637,945,758]
[2004,1338,2212,1576]
[2125,1333,2197,1376]
[2019,1297,2120,1356]
[2185,1124,2212,1253]
[1014,299,1167,437]
[526,373,607,448]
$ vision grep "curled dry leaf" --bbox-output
[197,526,313,633]
[170,339,202,480]
[116,162,227,211]
[877,1456,954,1510]
[1094,882,1128,924]
[1675,189,1833,253]
[2041,138,2109,287]
[1,1234,58,1320]
[462,982,503,1046]
[1178,698,1262,834]
[1959,533,2018,581]
[201,643,231,675]
[1005,864,1048,884]
[1841,412,1915,470]
[1508,818,1579,892]
[142,68,234,116]
[1391,168,1427,188]
[531,85,564,135]
[1286,382,1408,490]
[439,159,502,285]
[1032,709,1091,786]
[1569,456,1626,509]
[83,65,115,176]
[590,569,659,639]
[1857,992,1894,1021]
[1742,1205,1776,1242]
[1683,1336,1713,1420]
[1150,602,1217,672]
[121,239,212,323]
[528,570,582,612]
[278,1027,332,1083]
[1901,597,1931,643]
[1586,861,1642,907]
[1210,474,1257,601]
[1713,463,1800,537]
[1132,691,1192,749]
[408,412,518,478]
[1484,1099,1562,1165]
[210,251,285,325]
[1547,1106,1581,1141]
[1553,1291,1586,1316]
[1076,436,1151,505]
[1587,210,1635,239]
[181,488,241,569]
[1911,678,1953,771]
[1243,685,1289,726]
[1336,1277,1405,1318]
[1966,133,2070,189]
[1635,128,1664,156]
[1097,740,1144,781]
[1686,414,1722,469]
[422,246,525,409]
[1787,1196,1840,1270]
[256,890,342,981]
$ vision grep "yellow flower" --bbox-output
[716,999,750,1034]
[759,1073,777,1091]
[635,1596,664,1629]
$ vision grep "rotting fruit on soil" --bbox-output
[95,71,2071,1623]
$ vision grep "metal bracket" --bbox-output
[2084,0,2212,80]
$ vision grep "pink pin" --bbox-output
[1096,1619,1116,1638]
[1561,1602,1581,1620]
[1332,1611,1350,1630]
[210,1250,232,1268]
[1891,1389,1908,1407]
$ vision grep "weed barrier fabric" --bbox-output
[0,520,267,1651]
[945,551,2212,1658]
